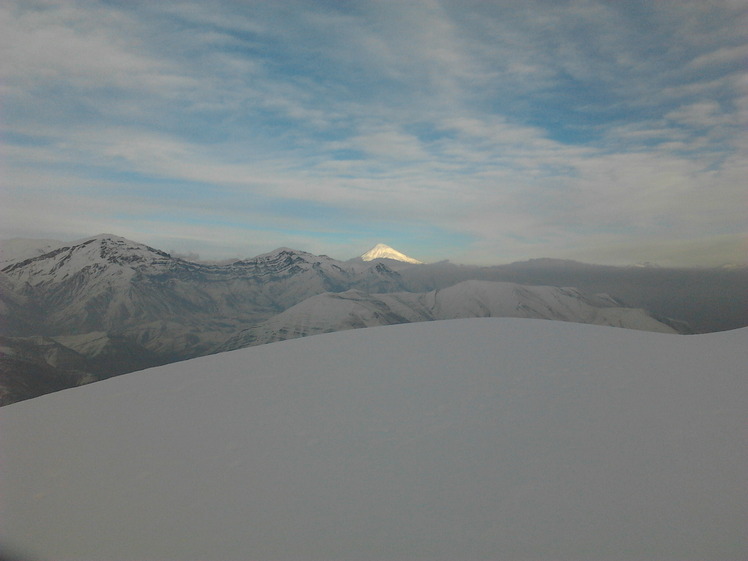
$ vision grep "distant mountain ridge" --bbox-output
[3,233,745,405]
[218,280,677,351]
[0,234,406,404]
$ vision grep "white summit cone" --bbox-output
[360,243,423,264]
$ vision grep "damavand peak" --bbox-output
[360,243,423,264]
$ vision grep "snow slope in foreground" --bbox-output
[1,318,746,561]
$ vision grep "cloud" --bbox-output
[350,127,430,162]
[688,43,748,69]
[665,101,722,125]
[2,0,745,265]
[563,233,747,268]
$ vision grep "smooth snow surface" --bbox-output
[0,238,64,265]
[1,319,746,561]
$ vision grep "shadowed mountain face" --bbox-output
[1,234,744,405]
[0,336,95,405]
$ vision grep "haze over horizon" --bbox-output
[2,1,746,266]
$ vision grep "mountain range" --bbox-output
[217,280,677,351]
[1,234,745,405]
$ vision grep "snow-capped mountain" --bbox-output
[2,235,179,331]
[218,280,677,351]
[0,234,408,403]
[234,247,405,307]
[6,232,741,406]
[2,319,745,561]
[360,242,423,264]
[1,235,405,335]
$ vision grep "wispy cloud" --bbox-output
[2,0,745,265]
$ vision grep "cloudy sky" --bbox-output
[2,0,746,265]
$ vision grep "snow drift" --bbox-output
[1,318,746,561]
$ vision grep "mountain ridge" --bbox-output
[4,232,746,405]
[0,235,408,403]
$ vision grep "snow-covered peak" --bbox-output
[1,234,172,285]
[255,247,298,257]
[361,243,423,264]
[240,247,343,274]
[252,247,325,261]
[75,233,169,254]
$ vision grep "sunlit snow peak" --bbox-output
[361,243,423,264]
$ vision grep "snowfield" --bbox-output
[360,242,423,264]
[1,318,746,561]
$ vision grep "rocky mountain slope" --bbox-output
[0,335,96,405]
[0,235,406,404]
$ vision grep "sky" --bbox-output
[1,0,746,266]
